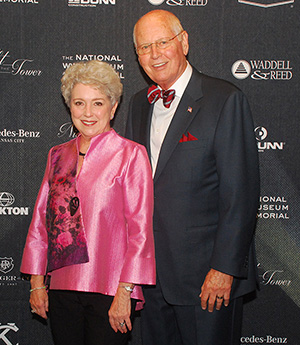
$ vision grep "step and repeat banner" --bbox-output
[1,1,299,344]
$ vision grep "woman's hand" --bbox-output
[29,275,48,319]
[108,283,134,333]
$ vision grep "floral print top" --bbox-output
[46,144,89,272]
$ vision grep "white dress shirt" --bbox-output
[150,62,193,176]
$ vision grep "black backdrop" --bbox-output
[1,1,299,344]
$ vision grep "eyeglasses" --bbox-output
[136,31,184,56]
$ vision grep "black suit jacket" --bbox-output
[126,68,260,305]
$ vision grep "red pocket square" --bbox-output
[179,132,198,143]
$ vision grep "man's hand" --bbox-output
[199,269,233,312]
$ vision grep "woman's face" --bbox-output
[70,83,118,142]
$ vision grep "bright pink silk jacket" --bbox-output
[21,130,156,307]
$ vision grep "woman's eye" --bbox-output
[95,102,103,106]
[75,101,83,106]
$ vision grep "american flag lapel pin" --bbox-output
[187,106,193,113]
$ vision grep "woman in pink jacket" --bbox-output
[21,60,156,345]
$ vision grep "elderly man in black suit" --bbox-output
[126,9,259,345]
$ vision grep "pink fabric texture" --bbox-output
[21,130,156,308]
[46,143,89,272]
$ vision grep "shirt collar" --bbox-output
[164,61,192,98]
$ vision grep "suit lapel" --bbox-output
[154,70,204,183]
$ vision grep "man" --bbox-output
[126,10,259,345]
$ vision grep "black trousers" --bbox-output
[48,290,135,345]
[141,279,243,345]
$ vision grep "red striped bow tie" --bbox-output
[147,85,175,108]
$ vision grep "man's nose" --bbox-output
[150,43,161,58]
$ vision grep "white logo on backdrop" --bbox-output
[0,257,18,286]
[238,0,294,8]
[257,196,289,220]
[148,0,165,4]
[62,54,124,79]
[0,323,19,345]
[68,0,115,7]
[0,258,14,274]
[57,123,77,138]
[0,0,38,3]
[240,335,288,344]
[258,263,291,287]
[255,127,268,141]
[0,50,42,76]
[0,128,41,143]
[0,193,15,207]
[231,60,251,80]
[148,0,208,6]
[0,192,29,216]
[254,126,285,153]
[232,59,292,81]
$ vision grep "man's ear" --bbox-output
[181,31,189,56]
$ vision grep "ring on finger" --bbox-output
[216,296,224,300]
[119,322,125,327]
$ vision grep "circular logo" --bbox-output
[0,192,15,207]
[231,60,251,80]
[148,0,165,5]
[0,257,14,274]
[254,126,268,141]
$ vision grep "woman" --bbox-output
[21,60,156,345]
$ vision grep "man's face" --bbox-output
[135,13,189,90]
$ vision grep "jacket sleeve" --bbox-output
[210,90,260,278]
[125,95,135,141]
[119,144,156,285]
[20,149,53,276]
